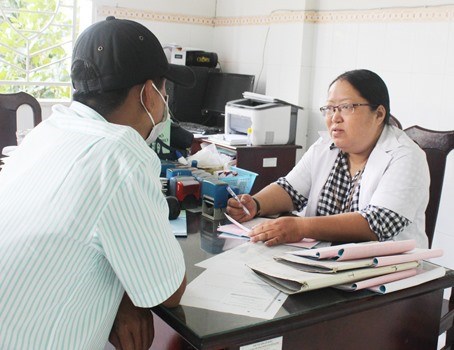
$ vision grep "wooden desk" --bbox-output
[152,214,454,350]
[191,139,302,194]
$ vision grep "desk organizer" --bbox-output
[221,166,258,194]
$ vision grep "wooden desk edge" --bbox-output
[153,269,454,349]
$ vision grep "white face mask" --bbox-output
[140,83,169,145]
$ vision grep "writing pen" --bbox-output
[226,186,251,216]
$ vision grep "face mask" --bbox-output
[140,83,169,145]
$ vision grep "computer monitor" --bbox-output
[166,66,217,124]
[201,72,255,126]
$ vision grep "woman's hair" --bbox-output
[329,69,391,124]
[72,60,165,117]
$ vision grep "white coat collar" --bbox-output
[359,125,403,207]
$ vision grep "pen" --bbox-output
[226,186,251,216]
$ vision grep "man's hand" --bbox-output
[109,293,154,350]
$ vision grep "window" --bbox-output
[0,0,80,99]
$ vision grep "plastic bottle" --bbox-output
[175,150,188,165]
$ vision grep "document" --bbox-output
[181,242,293,319]
[209,133,248,146]
[335,262,446,294]
[196,241,296,272]
[335,269,419,291]
[276,247,443,273]
[247,259,419,294]
[218,215,320,249]
[275,254,375,273]
[180,268,287,319]
[369,262,446,294]
[289,239,417,261]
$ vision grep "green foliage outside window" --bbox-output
[0,0,76,99]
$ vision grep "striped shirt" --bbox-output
[0,102,185,349]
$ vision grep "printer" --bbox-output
[224,93,303,145]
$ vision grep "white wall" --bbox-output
[92,0,216,52]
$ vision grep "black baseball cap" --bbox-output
[71,16,195,93]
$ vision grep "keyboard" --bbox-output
[179,122,223,135]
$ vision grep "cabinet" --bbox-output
[191,138,301,194]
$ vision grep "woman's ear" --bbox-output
[376,105,386,124]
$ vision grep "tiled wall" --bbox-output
[92,1,454,267]
[211,1,454,269]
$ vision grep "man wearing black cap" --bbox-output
[0,17,195,350]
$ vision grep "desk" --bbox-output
[153,214,454,350]
[191,139,302,194]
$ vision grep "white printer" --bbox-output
[224,93,303,145]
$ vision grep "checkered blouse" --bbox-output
[277,149,410,241]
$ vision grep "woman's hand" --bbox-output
[226,194,256,222]
[248,216,304,246]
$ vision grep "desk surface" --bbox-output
[154,214,454,350]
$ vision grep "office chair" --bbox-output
[0,92,42,152]
[404,125,454,349]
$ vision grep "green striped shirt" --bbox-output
[0,102,185,349]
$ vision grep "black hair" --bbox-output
[72,60,165,117]
[329,69,391,124]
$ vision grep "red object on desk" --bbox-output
[175,179,200,203]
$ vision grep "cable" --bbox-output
[253,25,270,93]
[253,8,305,93]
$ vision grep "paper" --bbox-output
[284,239,321,249]
[248,259,419,294]
[240,336,283,350]
[289,240,417,261]
[276,254,374,273]
[372,248,443,266]
[242,92,278,103]
[182,242,292,319]
[277,247,443,273]
[219,216,320,249]
[196,241,296,272]
[208,133,248,146]
[224,213,252,232]
[369,262,446,294]
[336,240,417,261]
[287,243,356,259]
[218,232,249,241]
[180,268,287,319]
[335,269,418,291]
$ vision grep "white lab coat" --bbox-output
[286,124,430,248]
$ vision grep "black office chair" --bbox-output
[0,92,42,152]
[404,125,454,349]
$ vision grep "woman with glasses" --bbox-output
[226,69,430,248]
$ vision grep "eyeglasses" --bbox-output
[319,103,378,118]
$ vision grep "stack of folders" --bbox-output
[247,239,445,295]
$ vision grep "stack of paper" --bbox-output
[217,214,322,249]
[208,133,248,146]
[180,242,298,319]
[247,240,445,295]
